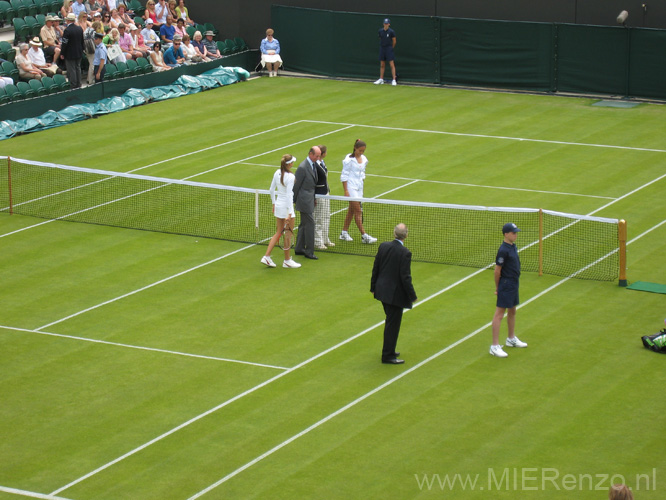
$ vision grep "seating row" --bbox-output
[0,73,68,102]
[217,37,247,55]
[0,0,62,23]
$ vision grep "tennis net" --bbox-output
[0,157,624,281]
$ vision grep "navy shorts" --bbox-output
[497,278,519,309]
[379,46,394,62]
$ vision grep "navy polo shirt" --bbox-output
[379,27,395,47]
[496,241,521,279]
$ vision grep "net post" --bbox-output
[538,208,543,276]
[618,219,627,287]
[7,156,13,215]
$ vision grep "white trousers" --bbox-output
[314,197,331,246]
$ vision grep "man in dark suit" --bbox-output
[60,12,84,89]
[293,146,321,260]
[370,223,417,364]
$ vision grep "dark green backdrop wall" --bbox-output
[271,6,666,99]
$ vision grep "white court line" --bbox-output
[304,120,666,154]
[186,218,663,499]
[49,146,666,497]
[242,161,617,200]
[49,260,492,497]
[35,245,255,331]
[0,485,73,500]
[127,121,308,173]
[0,325,287,371]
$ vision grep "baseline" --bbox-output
[305,120,666,154]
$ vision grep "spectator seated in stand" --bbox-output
[159,14,176,46]
[202,30,220,59]
[163,35,185,66]
[72,0,89,18]
[175,0,194,26]
[181,33,203,63]
[109,8,123,28]
[130,24,149,58]
[117,3,133,25]
[16,43,46,80]
[87,0,104,15]
[117,23,141,59]
[141,18,159,48]
[40,15,62,64]
[0,75,13,88]
[174,17,187,39]
[155,0,168,29]
[103,27,126,64]
[167,0,177,20]
[149,40,171,71]
[191,30,209,61]
[27,37,59,76]
[143,0,160,30]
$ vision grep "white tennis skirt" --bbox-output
[275,203,295,219]
[347,186,363,199]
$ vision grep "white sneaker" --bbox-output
[283,258,301,268]
[339,230,353,241]
[374,78,384,84]
[361,233,377,244]
[315,244,327,250]
[261,255,276,268]
[506,336,528,348]
[391,79,397,86]
[490,344,508,358]
[326,240,335,247]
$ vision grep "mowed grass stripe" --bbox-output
[0,78,664,499]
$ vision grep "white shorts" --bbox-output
[275,203,295,219]
[347,186,363,199]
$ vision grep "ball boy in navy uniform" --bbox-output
[374,18,397,86]
[490,222,528,358]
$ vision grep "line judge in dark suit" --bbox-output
[293,146,321,260]
[370,223,417,364]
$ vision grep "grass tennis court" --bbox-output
[1,77,665,499]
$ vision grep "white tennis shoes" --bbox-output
[339,231,377,244]
[490,336,528,358]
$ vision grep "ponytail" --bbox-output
[280,154,296,186]
[349,139,366,158]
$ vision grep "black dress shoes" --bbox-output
[294,251,305,256]
[304,254,318,260]
[382,358,405,364]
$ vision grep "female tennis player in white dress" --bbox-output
[261,154,301,268]
[339,139,377,244]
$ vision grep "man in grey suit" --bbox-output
[370,223,417,364]
[293,146,321,259]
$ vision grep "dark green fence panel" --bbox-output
[272,5,438,82]
[556,24,629,95]
[440,18,555,91]
[628,28,666,99]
